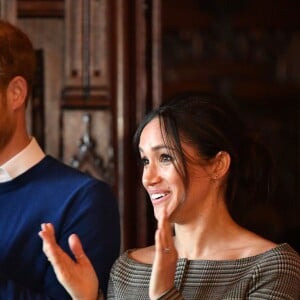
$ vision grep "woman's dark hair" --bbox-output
[0,20,36,104]
[133,92,273,210]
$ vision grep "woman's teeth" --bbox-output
[151,193,167,200]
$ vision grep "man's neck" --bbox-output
[0,135,31,166]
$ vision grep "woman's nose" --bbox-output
[142,163,160,186]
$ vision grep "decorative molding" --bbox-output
[17,0,64,18]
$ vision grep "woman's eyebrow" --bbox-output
[139,145,175,153]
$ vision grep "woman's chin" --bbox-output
[153,206,167,221]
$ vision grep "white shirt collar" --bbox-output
[0,137,46,182]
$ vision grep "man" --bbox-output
[0,20,120,299]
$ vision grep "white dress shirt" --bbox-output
[0,138,46,182]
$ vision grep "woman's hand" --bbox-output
[149,211,178,299]
[38,223,99,300]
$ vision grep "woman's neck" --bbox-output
[173,202,244,260]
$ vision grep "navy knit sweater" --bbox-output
[0,155,120,299]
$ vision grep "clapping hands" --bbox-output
[38,211,178,300]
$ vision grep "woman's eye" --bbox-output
[160,154,173,163]
[140,157,149,166]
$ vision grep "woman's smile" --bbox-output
[149,190,171,204]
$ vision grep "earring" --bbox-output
[213,174,218,180]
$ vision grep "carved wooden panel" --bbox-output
[62,0,111,108]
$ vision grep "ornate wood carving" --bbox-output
[70,113,113,184]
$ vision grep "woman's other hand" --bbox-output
[149,211,178,299]
[38,223,99,300]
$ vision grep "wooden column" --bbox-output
[0,0,17,22]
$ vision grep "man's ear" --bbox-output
[6,76,28,110]
[211,151,231,180]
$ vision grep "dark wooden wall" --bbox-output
[160,0,300,251]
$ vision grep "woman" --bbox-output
[39,93,300,299]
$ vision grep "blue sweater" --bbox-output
[0,155,120,299]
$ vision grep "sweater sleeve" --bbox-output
[54,179,120,298]
[0,276,62,299]
[0,179,120,300]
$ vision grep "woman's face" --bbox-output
[139,118,213,222]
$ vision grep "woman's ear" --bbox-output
[211,151,231,180]
[6,76,28,110]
